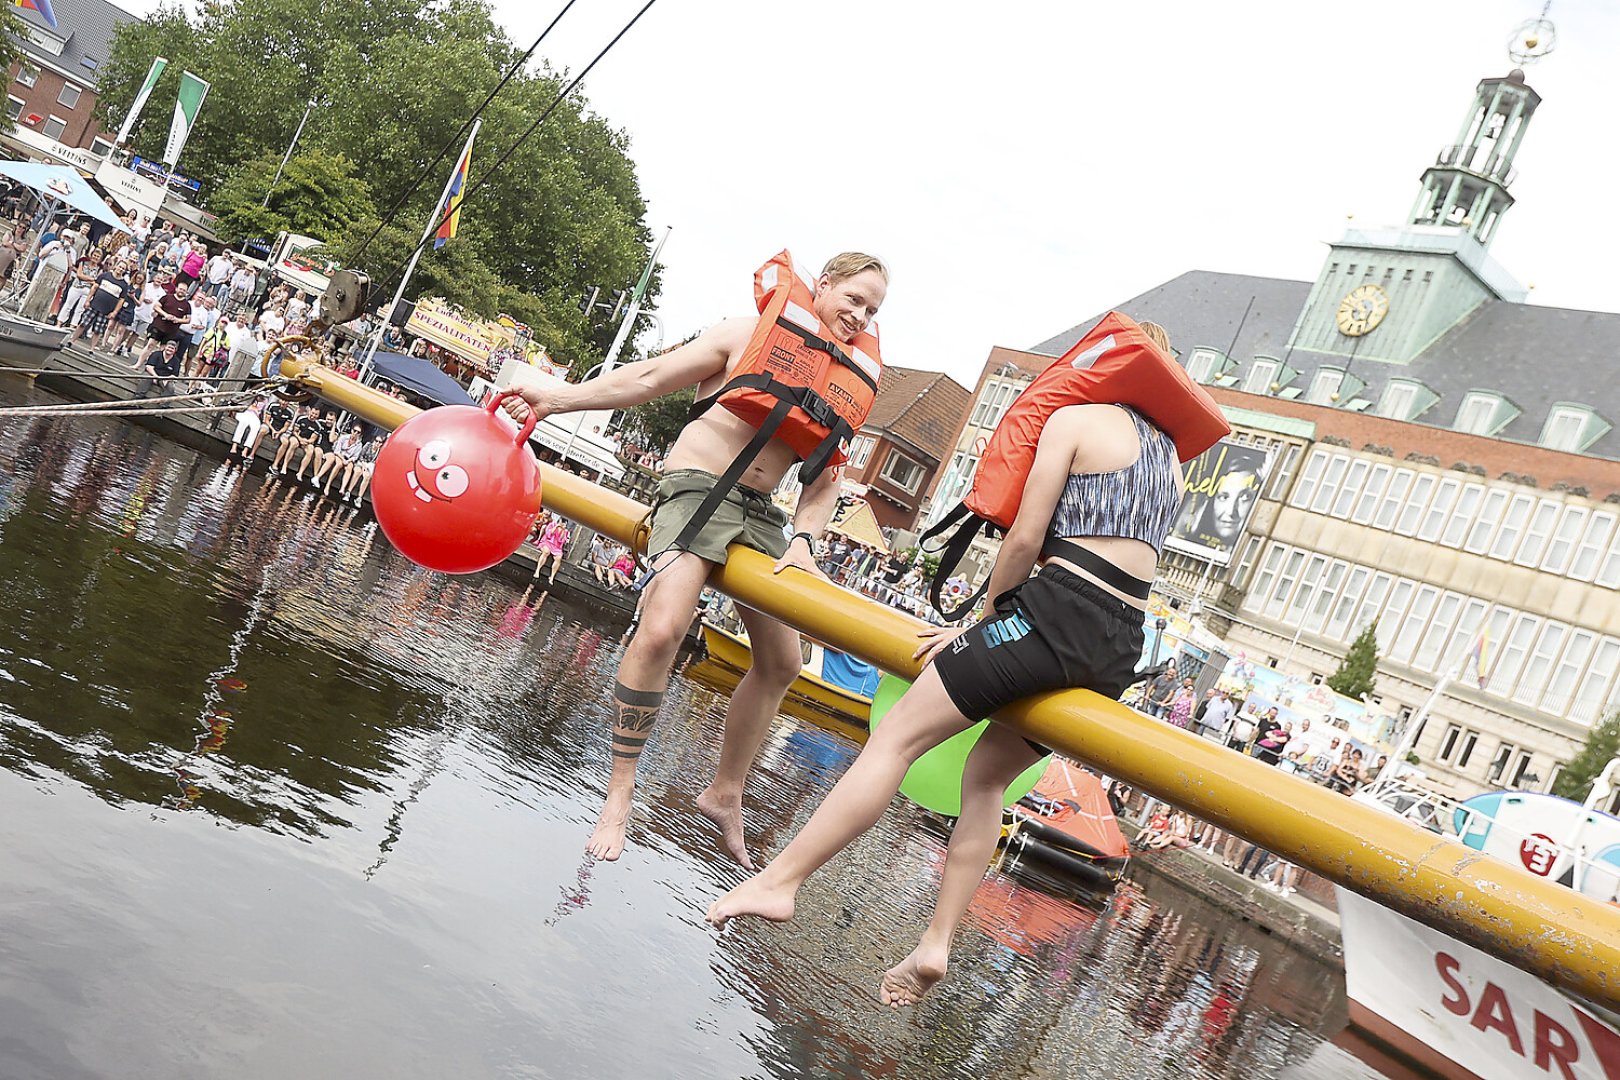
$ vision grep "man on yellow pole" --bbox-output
[506,252,888,865]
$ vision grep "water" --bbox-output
[0,375,1391,1080]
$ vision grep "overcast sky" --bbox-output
[126,0,1620,389]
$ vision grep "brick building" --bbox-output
[3,0,136,164]
[843,366,970,533]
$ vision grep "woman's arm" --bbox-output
[979,408,1083,604]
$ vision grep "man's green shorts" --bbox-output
[649,468,789,565]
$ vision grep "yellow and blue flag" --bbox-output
[433,136,473,250]
[13,0,57,29]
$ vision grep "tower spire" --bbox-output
[1407,69,1540,248]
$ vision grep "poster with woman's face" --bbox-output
[1166,440,1272,564]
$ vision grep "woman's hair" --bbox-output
[1139,320,1172,353]
[822,252,889,284]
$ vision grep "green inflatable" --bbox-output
[868,673,1049,817]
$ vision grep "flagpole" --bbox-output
[359,118,479,382]
[559,225,670,466]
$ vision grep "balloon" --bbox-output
[373,391,543,574]
[869,674,1049,816]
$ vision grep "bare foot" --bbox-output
[586,788,632,861]
[696,788,753,869]
[879,944,949,1008]
[705,871,796,927]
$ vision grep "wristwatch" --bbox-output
[791,532,816,548]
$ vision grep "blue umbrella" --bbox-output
[0,160,126,231]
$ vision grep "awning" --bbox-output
[0,159,125,230]
[829,499,889,554]
[371,351,475,407]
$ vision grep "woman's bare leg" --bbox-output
[880,724,1041,1007]
[706,666,976,924]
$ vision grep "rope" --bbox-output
[1,387,253,413]
[0,364,280,383]
[367,0,660,301]
[0,403,256,419]
[348,0,579,263]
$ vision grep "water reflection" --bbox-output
[0,376,1387,1079]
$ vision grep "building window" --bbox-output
[1571,511,1617,582]
[1414,591,1463,670]
[1515,622,1567,707]
[1514,499,1561,568]
[88,136,114,157]
[847,435,874,470]
[56,83,81,109]
[1305,560,1348,633]
[879,449,923,494]
[1454,392,1507,436]
[1264,549,1307,619]
[1490,493,1535,561]
[1376,579,1415,651]
[1572,638,1620,724]
[1290,449,1329,508]
[1438,723,1462,762]
[1464,488,1508,554]
[1544,764,1565,795]
[1352,572,1392,640]
[1352,463,1392,524]
[1247,544,1287,611]
[1440,483,1484,548]
[1395,473,1436,536]
[1455,730,1480,770]
[1540,405,1605,453]
[1306,368,1345,405]
[1542,628,1595,716]
[4,95,22,121]
[1373,469,1414,530]
[1310,455,1350,514]
[1186,348,1220,383]
[1542,506,1588,575]
[1243,358,1279,395]
[1230,534,1263,589]
[1417,477,1461,542]
[42,115,67,140]
[1326,566,1370,641]
[1264,443,1301,501]
[1392,584,1439,663]
[1331,459,1370,519]
[15,66,37,89]
[1487,613,1542,697]
[1600,532,1620,590]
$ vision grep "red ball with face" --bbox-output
[372,399,543,573]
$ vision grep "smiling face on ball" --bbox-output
[407,439,470,503]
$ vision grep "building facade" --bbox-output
[937,62,1618,804]
[3,0,133,163]
[842,365,969,533]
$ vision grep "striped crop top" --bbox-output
[1048,406,1181,552]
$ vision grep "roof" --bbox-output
[864,365,971,463]
[10,0,138,89]
[1033,269,1620,461]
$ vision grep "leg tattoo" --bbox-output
[611,682,663,763]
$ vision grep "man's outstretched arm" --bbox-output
[773,461,843,578]
[509,318,751,421]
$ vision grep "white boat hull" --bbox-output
[1338,887,1620,1080]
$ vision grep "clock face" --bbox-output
[1336,283,1390,337]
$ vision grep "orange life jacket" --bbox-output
[923,311,1229,616]
[661,251,883,559]
[694,250,882,477]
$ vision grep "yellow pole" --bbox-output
[284,357,1620,1007]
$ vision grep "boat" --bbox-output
[0,311,70,366]
[1338,773,1620,1080]
[699,621,879,724]
[999,757,1131,889]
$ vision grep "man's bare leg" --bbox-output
[587,552,710,860]
[879,725,1039,1008]
[706,667,975,921]
[697,604,802,869]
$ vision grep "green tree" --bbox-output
[1551,713,1620,804]
[620,382,695,455]
[1328,622,1379,700]
[0,11,28,115]
[94,0,657,375]
[208,150,375,242]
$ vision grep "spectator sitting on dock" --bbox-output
[267,401,304,475]
[338,434,379,505]
[312,424,363,497]
[294,411,337,484]
[65,257,131,352]
[280,407,324,480]
[141,339,182,395]
[529,512,571,584]
[225,393,269,467]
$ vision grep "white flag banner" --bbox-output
[114,56,166,145]
[161,70,209,168]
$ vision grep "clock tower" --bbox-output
[1288,66,1542,366]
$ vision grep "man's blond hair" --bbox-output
[822,252,889,283]
[1139,320,1172,354]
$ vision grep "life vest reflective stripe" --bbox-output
[922,311,1230,618]
[661,251,883,561]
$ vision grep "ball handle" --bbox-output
[487,389,538,444]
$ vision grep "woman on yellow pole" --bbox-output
[707,324,1184,1009]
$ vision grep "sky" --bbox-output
[123,0,1620,391]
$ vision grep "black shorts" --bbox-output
[934,564,1144,738]
[147,324,180,344]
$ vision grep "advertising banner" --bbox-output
[162,71,209,167]
[1166,439,1272,565]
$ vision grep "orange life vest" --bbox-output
[661,251,883,559]
[695,250,882,477]
[923,311,1229,616]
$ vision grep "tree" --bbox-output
[1552,713,1620,804]
[0,11,27,115]
[208,150,375,243]
[93,0,657,375]
[1328,622,1378,700]
[620,382,695,455]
